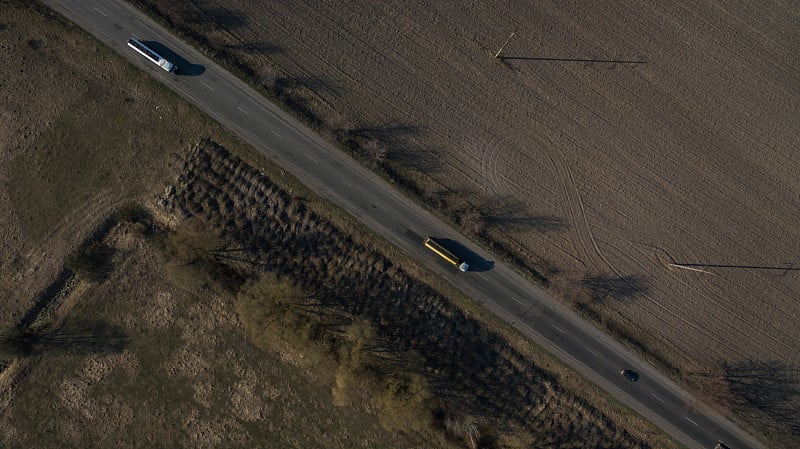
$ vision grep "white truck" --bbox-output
[127,37,176,73]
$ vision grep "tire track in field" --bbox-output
[548,146,622,277]
[478,135,517,196]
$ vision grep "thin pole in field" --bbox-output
[494,31,517,58]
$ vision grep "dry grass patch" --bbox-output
[0,0,221,331]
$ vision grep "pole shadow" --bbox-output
[673,262,800,275]
[142,41,205,76]
[500,55,647,64]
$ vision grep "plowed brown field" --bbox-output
[135,0,800,441]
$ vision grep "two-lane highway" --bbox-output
[43,1,765,448]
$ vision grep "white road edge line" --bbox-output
[650,393,665,403]
[200,81,214,91]
[685,416,698,426]
[93,7,108,16]
[552,324,566,334]
[236,105,250,115]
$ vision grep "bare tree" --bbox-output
[365,138,387,167]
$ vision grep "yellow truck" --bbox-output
[423,237,469,272]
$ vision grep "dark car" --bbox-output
[620,369,640,382]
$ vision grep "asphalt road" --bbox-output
[43,1,765,448]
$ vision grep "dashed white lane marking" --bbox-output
[650,393,665,403]
[236,105,250,115]
[510,296,525,306]
[586,347,599,357]
[93,7,108,16]
[270,129,282,138]
[200,81,214,90]
[343,181,353,188]
[304,154,318,163]
[476,273,488,281]
[685,416,698,426]
[552,324,566,334]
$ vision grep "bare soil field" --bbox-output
[131,0,800,443]
[0,2,677,448]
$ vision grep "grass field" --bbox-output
[0,2,678,448]
[126,0,800,445]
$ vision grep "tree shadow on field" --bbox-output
[579,274,649,302]
[188,5,248,31]
[274,75,345,96]
[434,238,494,272]
[222,41,283,56]
[342,124,442,175]
[1,320,128,357]
[142,41,205,76]
[480,195,568,233]
[723,359,800,437]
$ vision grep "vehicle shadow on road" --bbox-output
[436,238,494,272]
[142,41,205,76]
